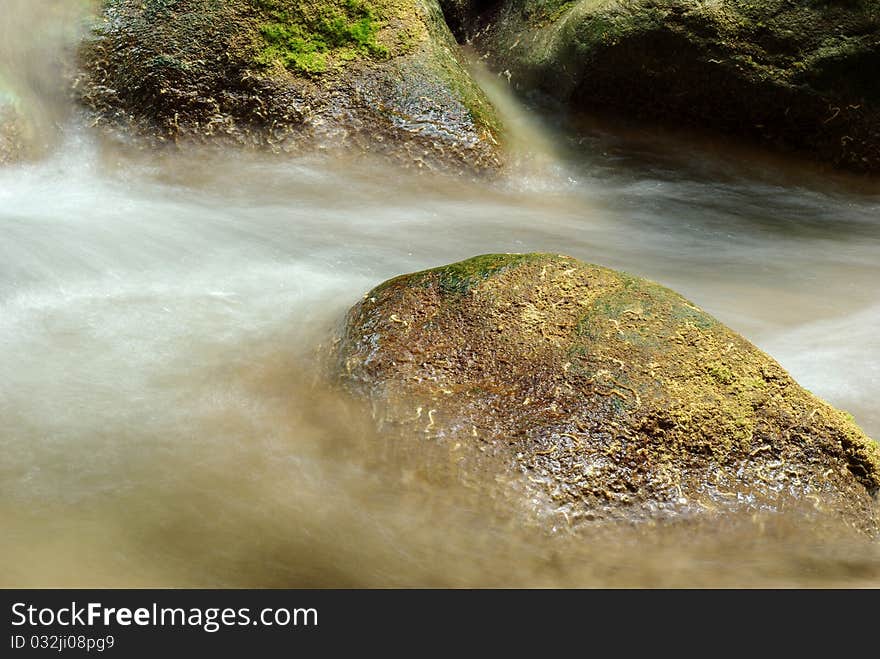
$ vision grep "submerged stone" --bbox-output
[337,253,880,532]
[77,0,502,174]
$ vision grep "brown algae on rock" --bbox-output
[338,253,880,533]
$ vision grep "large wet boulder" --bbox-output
[336,254,880,532]
[450,0,880,173]
[77,0,502,173]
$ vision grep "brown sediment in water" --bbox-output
[3,361,879,589]
[337,253,880,534]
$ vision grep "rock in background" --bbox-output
[77,0,502,173]
[450,0,880,173]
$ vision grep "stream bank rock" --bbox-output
[451,0,880,173]
[77,0,501,173]
[0,106,23,165]
[0,87,24,165]
[337,254,880,532]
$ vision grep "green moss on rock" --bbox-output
[253,0,397,74]
[378,253,545,295]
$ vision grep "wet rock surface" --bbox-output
[77,0,502,174]
[337,253,880,533]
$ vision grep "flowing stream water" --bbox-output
[1,2,879,587]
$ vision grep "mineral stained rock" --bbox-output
[338,253,880,532]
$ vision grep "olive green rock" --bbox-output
[448,0,880,173]
[337,254,880,532]
[77,0,502,173]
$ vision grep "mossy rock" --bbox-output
[76,0,502,174]
[451,0,880,173]
[337,253,880,532]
